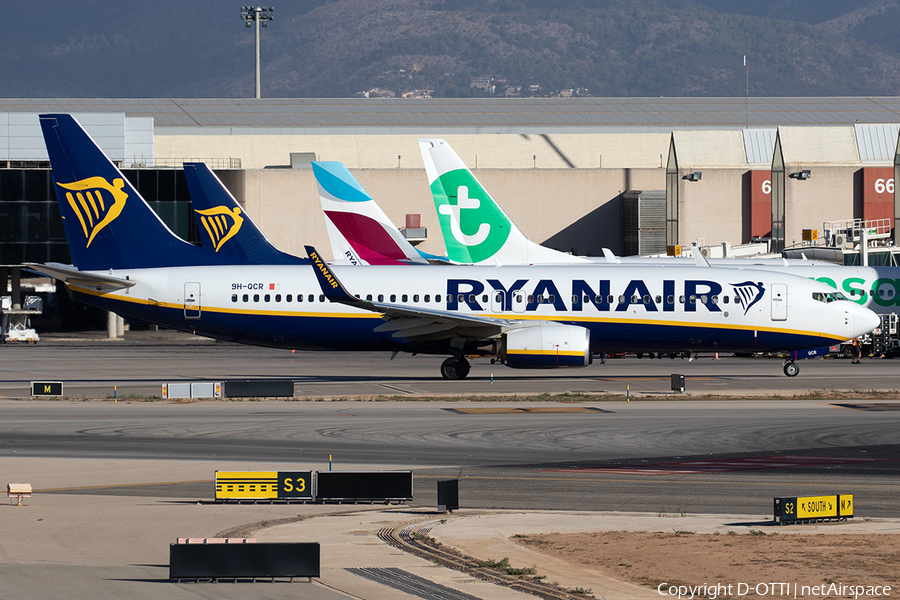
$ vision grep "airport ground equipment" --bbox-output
[7,483,32,506]
[774,494,853,525]
[215,471,312,501]
[222,379,293,398]
[437,479,459,513]
[214,470,412,503]
[169,541,319,582]
[31,381,63,396]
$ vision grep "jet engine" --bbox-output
[502,323,592,369]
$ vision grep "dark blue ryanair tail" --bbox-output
[183,162,308,265]
[40,114,246,271]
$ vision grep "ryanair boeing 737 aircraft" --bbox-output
[30,114,879,379]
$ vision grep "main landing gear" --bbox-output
[440,356,471,380]
[783,361,800,377]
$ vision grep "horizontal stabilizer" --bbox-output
[25,262,136,291]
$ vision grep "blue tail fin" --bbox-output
[40,114,240,270]
[183,162,308,265]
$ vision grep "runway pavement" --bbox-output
[2,330,899,599]
[1,329,900,399]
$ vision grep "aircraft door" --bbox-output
[184,282,201,319]
[771,283,787,321]
[512,290,526,313]
[491,291,504,312]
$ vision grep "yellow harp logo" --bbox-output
[57,177,129,248]
[195,206,244,252]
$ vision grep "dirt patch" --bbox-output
[513,531,900,598]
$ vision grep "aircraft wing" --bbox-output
[25,262,136,291]
[305,246,516,339]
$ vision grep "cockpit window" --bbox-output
[813,291,849,303]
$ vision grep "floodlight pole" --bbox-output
[254,10,261,99]
[241,6,273,99]
[744,55,749,130]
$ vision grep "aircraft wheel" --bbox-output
[441,357,470,380]
[783,362,800,377]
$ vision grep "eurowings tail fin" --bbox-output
[312,161,428,265]
[183,162,308,265]
[39,114,237,270]
[418,138,586,265]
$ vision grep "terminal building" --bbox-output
[2,97,900,329]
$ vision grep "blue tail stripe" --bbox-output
[40,114,249,270]
[183,162,309,265]
[311,161,372,203]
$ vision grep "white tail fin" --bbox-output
[418,138,587,265]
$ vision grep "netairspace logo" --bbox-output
[657,582,892,599]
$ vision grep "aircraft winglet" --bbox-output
[305,245,368,307]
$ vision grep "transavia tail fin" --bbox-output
[312,161,428,266]
[183,162,308,265]
[40,114,241,270]
[418,138,586,265]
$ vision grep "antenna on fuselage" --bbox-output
[691,243,711,267]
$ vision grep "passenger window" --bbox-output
[701,295,708,304]
[667,295,674,304]
[275,294,281,302]
[655,295,661,303]
[723,296,729,304]
[319,294,325,302]
[618,295,625,304]
[537,296,544,304]
[468,294,475,303]
[548,295,555,303]
[424,294,430,302]
[264,294,271,302]
[308,294,314,302]
[710,295,718,304]
[287,294,292,302]
[232,294,238,303]
[689,295,697,304]
[366,294,372,301]
[243,294,249,302]
[528,295,534,303]
[253,294,260,302]
[298,294,303,302]
[495,292,503,302]
[402,294,408,302]
[643,295,651,304]
[413,294,419,302]
[607,295,614,303]
[631,295,639,303]
[679,295,685,303]
[572,295,580,304]
[390,294,396,302]
[447,294,453,302]
[481,294,488,303]
[734,296,739,304]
